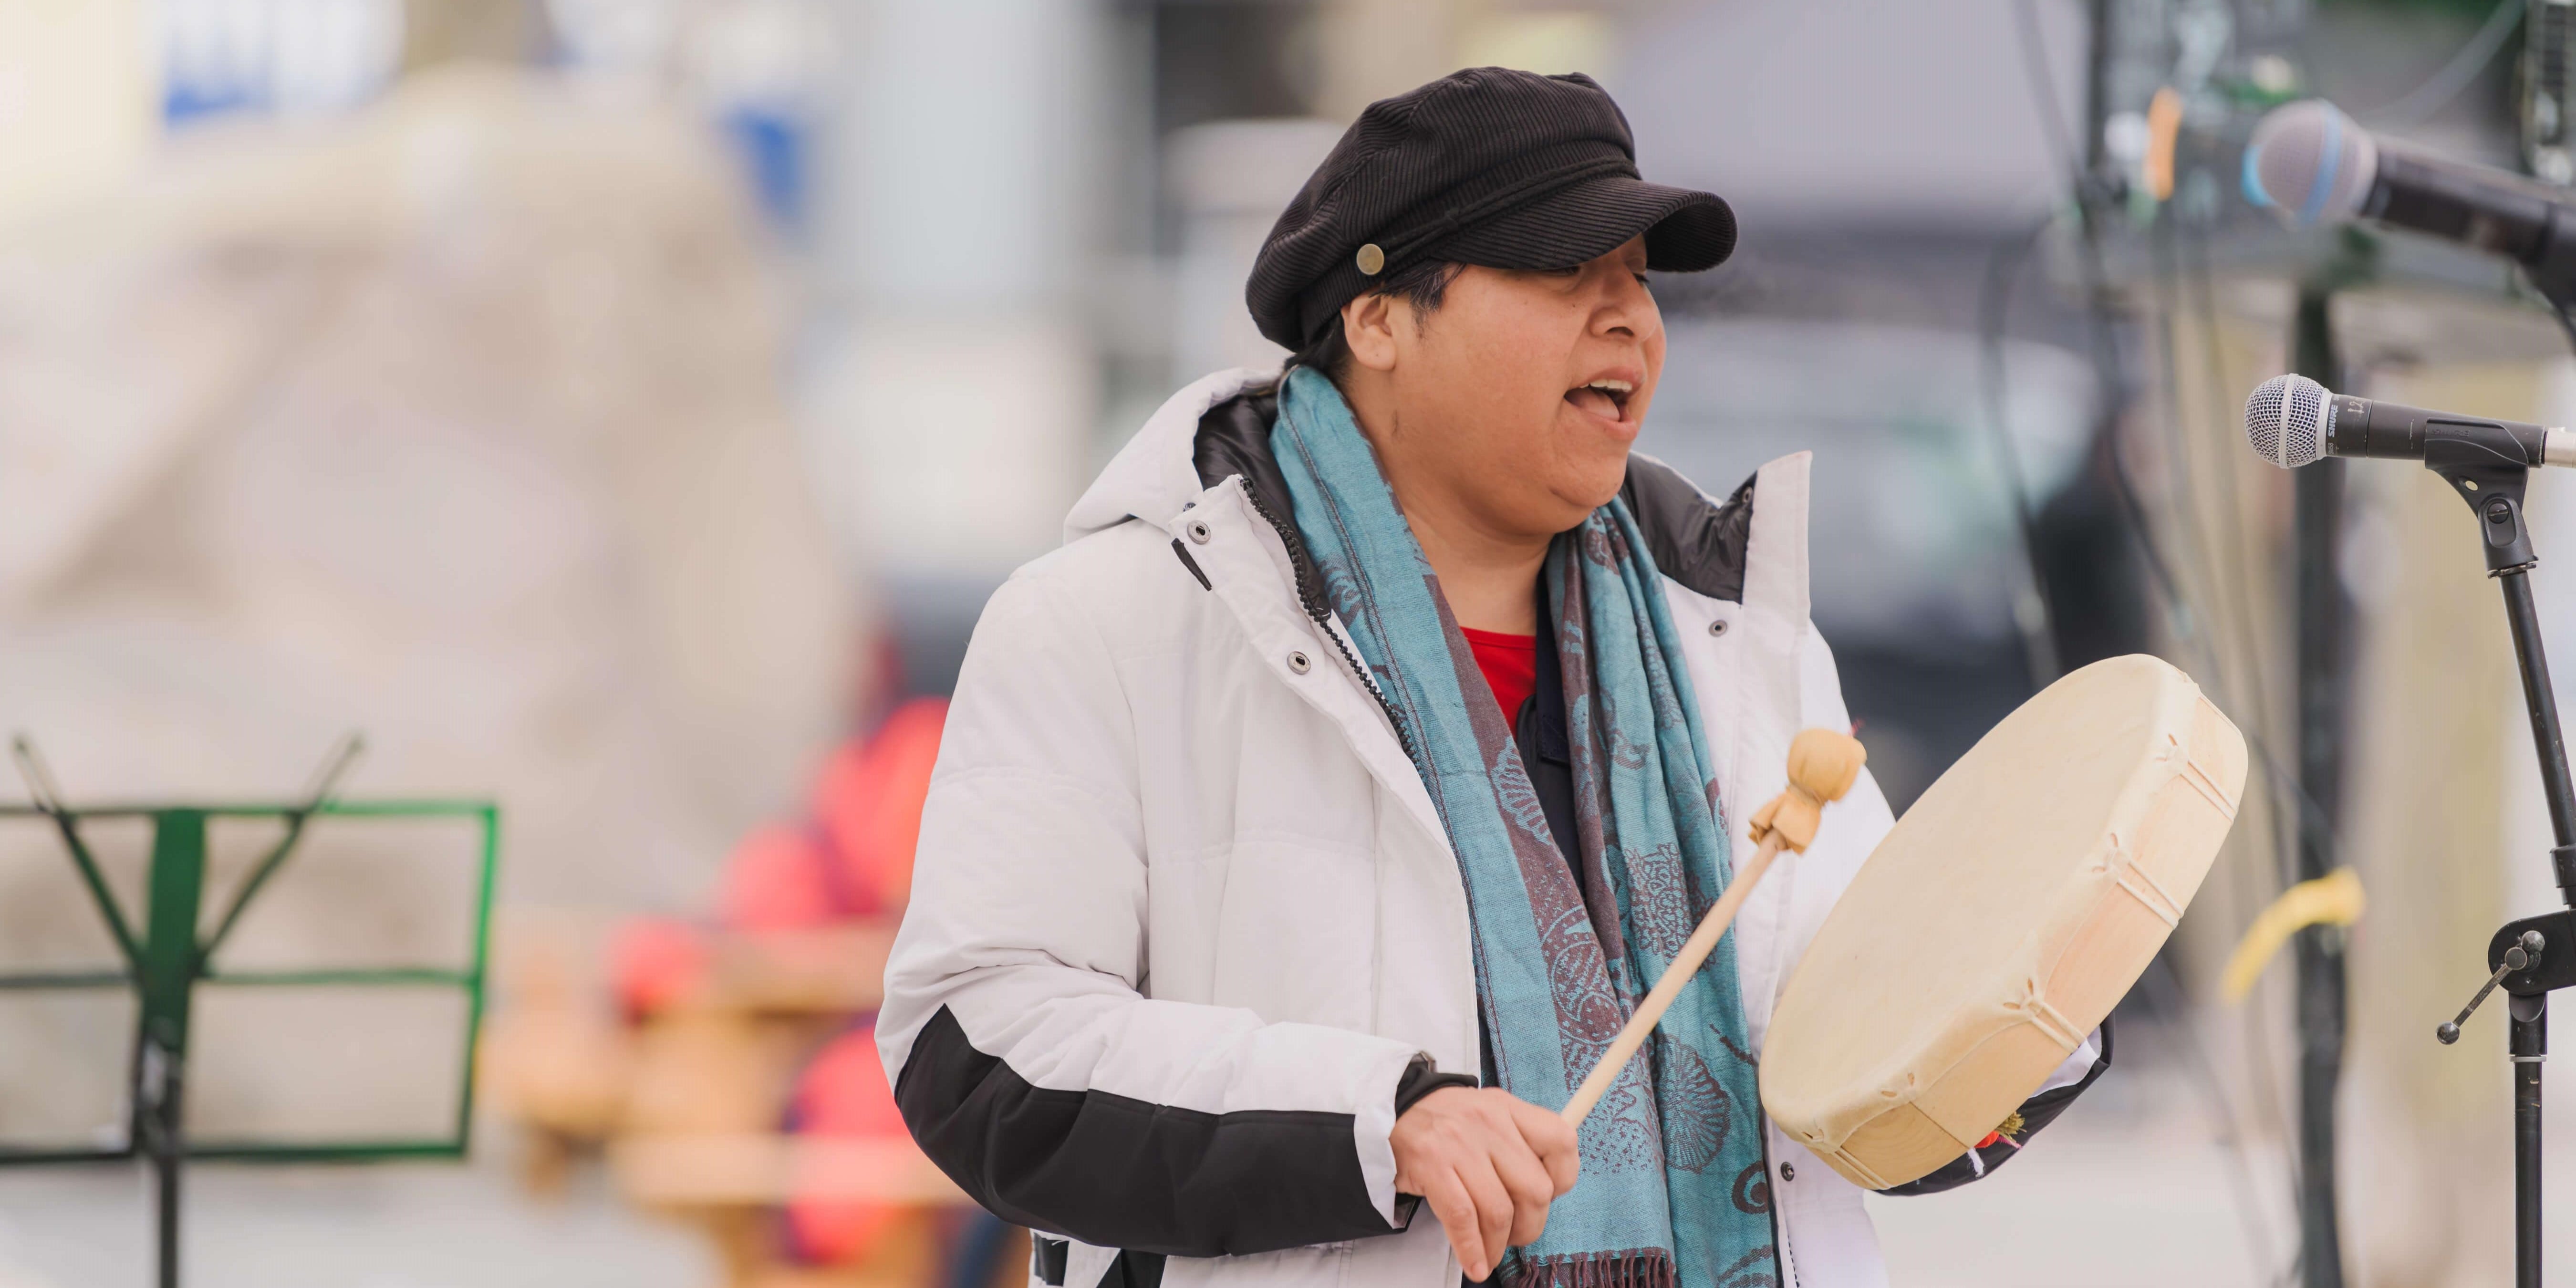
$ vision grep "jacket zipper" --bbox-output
[1234,482,1423,770]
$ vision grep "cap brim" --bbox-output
[1427,175,1737,274]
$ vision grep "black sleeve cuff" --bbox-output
[894,1005,1403,1255]
[1393,1053,1481,1119]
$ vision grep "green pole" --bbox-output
[137,810,207,1288]
[452,805,499,1153]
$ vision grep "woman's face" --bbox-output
[1346,236,1664,541]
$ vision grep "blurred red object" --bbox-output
[617,698,945,1017]
[714,696,946,933]
[810,696,946,913]
[611,917,710,1020]
[717,822,843,931]
[783,1019,914,1264]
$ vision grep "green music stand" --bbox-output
[0,736,499,1288]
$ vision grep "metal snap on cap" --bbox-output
[1780,1163,1795,1182]
[1186,519,1213,545]
[1355,243,1385,275]
[1708,619,1729,637]
[1287,651,1312,674]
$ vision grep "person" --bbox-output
[878,67,2106,1288]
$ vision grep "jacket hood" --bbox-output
[1065,367,1278,544]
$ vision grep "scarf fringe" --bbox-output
[1507,1248,1679,1288]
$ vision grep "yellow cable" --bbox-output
[2221,867,2366,1004]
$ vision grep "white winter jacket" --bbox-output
[879,368,2102,1288]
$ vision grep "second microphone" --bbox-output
[2245,374,2576,470]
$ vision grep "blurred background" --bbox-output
[2,0,2575,1284]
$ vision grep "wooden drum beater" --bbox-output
[1559,727,1868,1126]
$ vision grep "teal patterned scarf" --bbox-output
[1272,367,1776,1288]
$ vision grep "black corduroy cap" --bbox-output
[1246,67,1736,352]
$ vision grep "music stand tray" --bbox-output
[0,769,499,1288]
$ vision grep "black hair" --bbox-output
[1288,260,1467,382]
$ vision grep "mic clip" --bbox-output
[2425,439,2537,574]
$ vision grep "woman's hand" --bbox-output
[1390,1086,1581,1279]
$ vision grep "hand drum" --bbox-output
[1758,655,2246,1189]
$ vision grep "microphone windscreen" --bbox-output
[2245,374,2331,468]
[2244,100,2378,227]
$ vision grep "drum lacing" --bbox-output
[2176,736,2237,819]
[2181,759,2236,818]
[2005,978,2086,1051]
[2105,830,2185,929]
[1832,1149,1894,1191]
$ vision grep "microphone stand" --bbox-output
[2424,427,2576,1288]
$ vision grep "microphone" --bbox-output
[2243,100,2576,287]
[2243,373,2576,469]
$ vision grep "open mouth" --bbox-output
[1565,378,1633,421]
